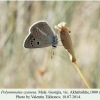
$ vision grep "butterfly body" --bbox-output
[24,21,58,48]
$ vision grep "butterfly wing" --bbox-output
[24,33,52,48]
[30,21,56,39]
[24,21,57,48]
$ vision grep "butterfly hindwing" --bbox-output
[24,33,52,48]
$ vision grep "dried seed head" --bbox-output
[55,22,71,33]
[55,22,76,62]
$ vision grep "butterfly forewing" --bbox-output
[30,21,56,39]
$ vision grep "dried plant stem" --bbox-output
[73,61,90,88]
[41,77,47,88]
[55,22,90,88]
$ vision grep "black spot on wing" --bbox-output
[33,38,35,41]
[37,41,39,45]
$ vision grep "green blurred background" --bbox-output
[0,1,100,88]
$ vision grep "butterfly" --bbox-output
[23,21,58,48]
